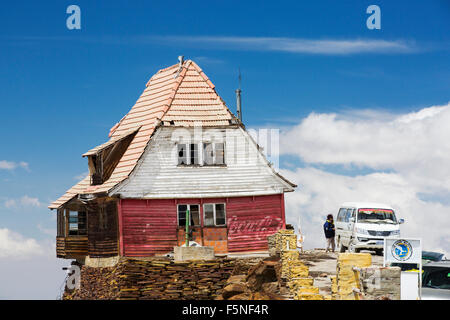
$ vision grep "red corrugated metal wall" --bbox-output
[120,194,285,256]
[121,199,177,256]
[227,194,285,252]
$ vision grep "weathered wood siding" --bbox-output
[112,127,293,198]
[227,194,285,252]
[56,236,88,258]
[121,199,178,256]
[87,201,119,258]
[120,195,285,256]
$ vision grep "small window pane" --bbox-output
[204,204,214,226]
[215,204,226,225]
[215,143,225,165]
[190,143,199,165]
[190,205,200,226]
[203,143,214,165]
[178,144,187,165]
[178,205,187,226]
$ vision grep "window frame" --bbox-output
[202,142,226,166]
[203,203,227,227]
[67,210,87,236]
[177,204,201,227]
[177,142,226,166]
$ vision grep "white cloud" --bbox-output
[20,196,41,207]
[0,229,67,299]
[148,36,417,55]
[3,195,41,208]
[4,199,17,208]
[0,228,45,259]
[0,160,29,171]
[280,102,450,255]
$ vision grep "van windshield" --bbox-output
[357,208,397,224]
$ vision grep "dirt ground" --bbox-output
[300,249,384,295]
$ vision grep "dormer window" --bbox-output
[83,128,138,186]
[177,142,225,166]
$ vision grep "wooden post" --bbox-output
[281,193,286,229]
[185,209,190,247]
[118,199,124,256]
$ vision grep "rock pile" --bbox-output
[216,258,286,300]
[63,257,236,300]
[268,229,324,300]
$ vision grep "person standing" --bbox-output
[324,214,336,252]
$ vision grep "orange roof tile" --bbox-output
[49,60,236,209]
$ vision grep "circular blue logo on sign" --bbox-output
[391,240,413,261]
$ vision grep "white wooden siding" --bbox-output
[111,126,295,198]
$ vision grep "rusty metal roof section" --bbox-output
[49,59,236,209]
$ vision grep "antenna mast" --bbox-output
[235,68,242,122]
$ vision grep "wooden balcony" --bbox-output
[56,236,88,258]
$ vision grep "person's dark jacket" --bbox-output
[323,220,335,238]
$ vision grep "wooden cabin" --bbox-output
[49,59,296,260]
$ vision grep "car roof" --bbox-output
[340,202,394,210]
[423,261,450,268]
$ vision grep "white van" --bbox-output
[335,202,404,255]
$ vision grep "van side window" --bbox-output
[337,208,346,222]
[344,209,352,222]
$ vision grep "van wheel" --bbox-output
[349,239,360,253]
[337,237,346,253]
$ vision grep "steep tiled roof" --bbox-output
[49,60,235,209]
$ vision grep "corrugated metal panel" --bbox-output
[112,127,294,198]
[121,199,177,256]
[227,194,284,252]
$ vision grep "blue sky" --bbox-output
[0,1,449,299]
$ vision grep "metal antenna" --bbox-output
[235,68,242,122]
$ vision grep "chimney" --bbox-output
[235,69,242,122]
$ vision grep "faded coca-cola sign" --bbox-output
[228,215,283,238]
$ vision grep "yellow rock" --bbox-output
[295,293,324,300]
[337,253,372,267]
[297,286,319,294]
[289,277,314,288]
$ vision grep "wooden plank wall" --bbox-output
[87,201,119,257]
[121,199,178,256]
[226,194,285,252]
[120,194,285,256]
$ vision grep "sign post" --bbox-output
[384,238,422,300]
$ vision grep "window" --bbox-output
[68,211,87,236]
[178,204,200,227]
[215,143,225,165]
[178,144,199,165]
[177,142,225,166]
[344,209,353,222]
[203,142,225,165]
[190,143,199,165]
[178,144,187,165]
[337,208,346,222]
[203,143,214,165]
[357,208,397,223]
[203,203,226,226]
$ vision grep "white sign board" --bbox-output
[401,272,419,300]
[384,238,422,300]
[384,238,422,264]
